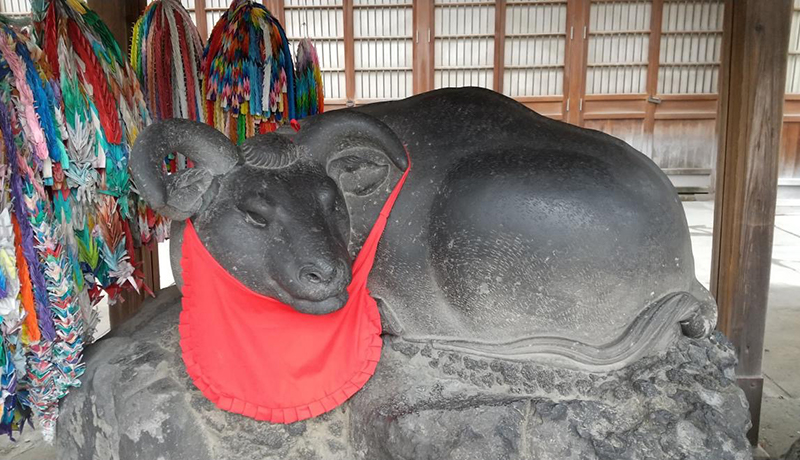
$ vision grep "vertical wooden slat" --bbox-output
[708,0,732,195]
[413,0,434,93]
[151,246,161,293]
[196,0,208,40]
[643,0,664,157]
[265,0,285,25]
[413,0,420,93]
[564,0,590,125]
[710,0,792,445]
[343,0,356,104]
[493,0,506,93]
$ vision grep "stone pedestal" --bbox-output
[56,287,753,460]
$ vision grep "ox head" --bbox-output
[130,111,408,314]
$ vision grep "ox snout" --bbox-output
[291,260,352,314]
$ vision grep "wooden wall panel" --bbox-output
[0,0,29,15]
[785,0,800,93]
[585,0,651,95]
[780,122,800,178]
[283,0,348,104]
[502,0,567,97]
[433,0,496,90]
[658,0,724,94]
[352,0,414,101]
[652,119,716,169]
[584,118,647,152]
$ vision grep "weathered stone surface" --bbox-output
[785,438,800,460]
[57,288,752,460]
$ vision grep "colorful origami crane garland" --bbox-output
[34,0,151,298]
[132,0,204,124]
[130,0,205,244]
[0,0,326,442]
[0,23,86,442]
[203,0,298,143]
[294,38,323,118]
[0,0,154,441]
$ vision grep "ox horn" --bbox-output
[293,110,409,172]
[130,119,240,220]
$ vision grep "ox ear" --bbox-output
[293,110,407,197]
[131,119,240,220]
[327,155,390,196]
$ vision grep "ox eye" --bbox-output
[239,201,273,228]
[244,211,268,228]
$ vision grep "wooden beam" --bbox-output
[710,0,793,445]
[493,0,506,94]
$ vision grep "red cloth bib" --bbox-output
[179,162,410,424]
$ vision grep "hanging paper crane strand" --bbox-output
[0,206,25,440]
[132,0,204,122]
[34,0,151,298]
[203,0,299,143]
[130,0,204,245]
[294,38,324,118]
[0,99,60,441]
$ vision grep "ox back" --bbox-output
[342,88,713,370]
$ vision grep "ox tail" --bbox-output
[678,279,718,339]
[397,284,720,372]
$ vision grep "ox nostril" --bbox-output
[300,264,334,285]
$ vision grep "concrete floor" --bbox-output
[0,201,798,459]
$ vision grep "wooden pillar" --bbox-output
[564,0,590,125]
[87,0,146,50]
[196,0,209,40]
[264,0,285,26]
[710,0,793,445]
[343,0,355,105]
[643,0,663,158]
[492,0,506,94]
[412,0,435,94]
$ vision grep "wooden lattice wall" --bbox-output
[4,0,799,182]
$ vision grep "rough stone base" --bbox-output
[785,439,800,460]
[57,287,753,460]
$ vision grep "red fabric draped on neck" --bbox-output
[179,158,410,424]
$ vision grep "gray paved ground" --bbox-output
[0,201,797,459]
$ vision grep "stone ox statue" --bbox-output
[131,87,715,370]
[57,88,750,460]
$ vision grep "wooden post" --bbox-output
[564,0,590,125]
[710,0,792,445]
[343,0,355,105]
[86,0,145,49]
[493,0,506,94]
[196,0,209,40]
[643,0,663,158]
[264,0,285,26]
